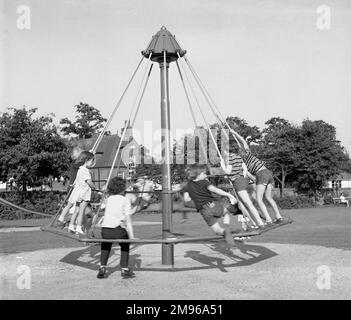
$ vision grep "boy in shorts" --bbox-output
[177,164,243,245]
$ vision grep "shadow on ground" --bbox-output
[60,241,277,276]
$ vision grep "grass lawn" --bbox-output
[1,206,351,254]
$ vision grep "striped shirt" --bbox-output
[241,150,265,175]
[228,153,244,181]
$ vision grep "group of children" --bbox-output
[220,130,284,228]
[56,129,284,279]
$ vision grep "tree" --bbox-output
[258,117,298,195]
[60,102,107,139]
[292,120,350,194]
[0,107,70,196]
[224,116,262,145]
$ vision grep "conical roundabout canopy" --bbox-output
[142,26,187,62]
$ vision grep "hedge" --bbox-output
[272,194,316,209]
[0,191,64,220]
[0,190,328,220]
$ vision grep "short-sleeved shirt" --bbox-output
[182,179,216,211]
[228,153,244,181]
[75,166,91,191]
[102,195,132,229]
[68,166,92,203]
[240,150,265,175]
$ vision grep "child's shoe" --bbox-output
[97,266,106,279]
[56,220,67,229]
[68,224,76,233]
[274,217,284,224]
[75,226,85,235]
[121,268,135,279]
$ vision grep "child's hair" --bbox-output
[185,164,208,181]
[71,146,83,160]
[107,177,126,195]
[76,151,95,166]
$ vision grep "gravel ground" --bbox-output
[1,242,350,299]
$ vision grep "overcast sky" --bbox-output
[1,0,350,154]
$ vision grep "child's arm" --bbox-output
[246,171,256,183]
[125,214,135,239]
[207,185,237,204]
[124,198,135,238]
[172,182,187,192]
[242,162,256,182]
[85,179,98,191]
[183,192,192,202]
[230,130,250,151]
[220,158,232,175]
[242,162,248,178]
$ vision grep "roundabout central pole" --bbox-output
[160,56,174,265]
[142,26,187,265]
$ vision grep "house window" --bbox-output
[331,180,341,189]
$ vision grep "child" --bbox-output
[221,152,266,228]
[66,151,97,234]
[230,130,284,223]
[126,176,154,214]
[97,177,135,279]
[57,146,83,227]
[175,164,241,245]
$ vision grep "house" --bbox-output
[327,172,351,190]
[74,127,139,188]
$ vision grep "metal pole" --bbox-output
[159,55,174,265]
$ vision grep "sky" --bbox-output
[1,0,350,155]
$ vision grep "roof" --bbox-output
[74,134,134,168]
[142,26,187,62]
[332,172,351,181]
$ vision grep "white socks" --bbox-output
[75,226,84,234]
[223,214,231,225]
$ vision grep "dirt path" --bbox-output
[1,241,350,299]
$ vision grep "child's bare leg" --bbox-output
[238,201,257,226]
[69,204,80,229]
[237,190,265,226]
[264,184,282,219]
[210,222,225,236]
[222,208,231,225]
[58,202,73,222]
[255,184,273,222]
[212,220,235,245]
[76,201,88,229]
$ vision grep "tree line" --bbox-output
[1,105,350,197]
[0,103,106,196]
[136,116,351,196]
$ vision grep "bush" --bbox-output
[0,191,65,220]
[273,194,316,209]
[323,194,333,205]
